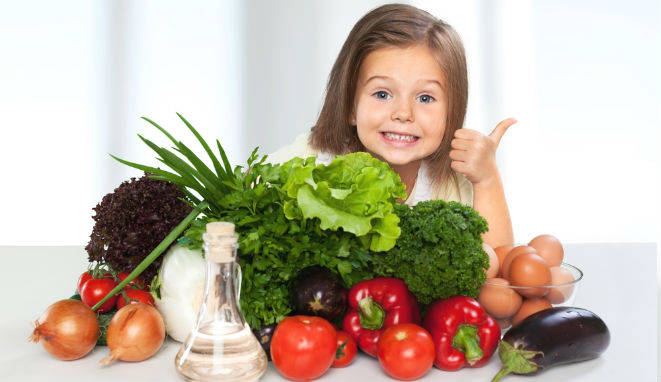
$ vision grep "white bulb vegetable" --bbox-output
[154,243,206,342]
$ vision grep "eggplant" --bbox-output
[492,307,610,381]
[252,323,276,361]
[291,266,346,320]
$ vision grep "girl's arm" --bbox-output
[472,170,514,248]
[449,118,517,248]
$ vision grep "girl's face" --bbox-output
[351,44,447,167]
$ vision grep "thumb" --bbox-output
[489,118,517,147]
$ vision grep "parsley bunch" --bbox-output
[373,200,489,305]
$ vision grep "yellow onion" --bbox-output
[29,299,99,360]
[100,303,165,365]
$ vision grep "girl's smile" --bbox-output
[380,131,420,146]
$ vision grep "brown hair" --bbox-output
[310,3,468,193]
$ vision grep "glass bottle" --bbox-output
[175,222,267,382]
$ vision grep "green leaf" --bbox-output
[216,140,234,175]
[96,310,116,346]
[297,184,373,235]
[139,135,224,201]
[141,116,178,144]
[337,261,352,277]
[176,113,226,180]
[136,135,203,187]
[172,143,226,192]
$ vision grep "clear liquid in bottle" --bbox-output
[175,222,267,382]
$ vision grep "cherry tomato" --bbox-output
[332,331,357,368]
[271,316,337,381]
[117,272,148,291]
[377,323,435,381]
[80,278,118,313]
[76,272,93,294]
[116,289,155,310]
[77,271,113,294]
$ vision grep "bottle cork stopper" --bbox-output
[204,222,237,263]
[206,222,235,236]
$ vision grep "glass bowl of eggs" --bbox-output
[478,234,583,331]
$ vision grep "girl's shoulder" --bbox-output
[441,171,473,207]
[265,131,319,164]
[405,161,473,207]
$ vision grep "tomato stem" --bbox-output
[91,201,208,311]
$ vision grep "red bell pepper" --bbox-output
[342,277,420,357]
[422,295,500,371]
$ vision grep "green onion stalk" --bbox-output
[92,113,254,312]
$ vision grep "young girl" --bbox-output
[268,3,514,248]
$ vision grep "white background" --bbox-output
[1,0,659,246]
[1,0,659,378]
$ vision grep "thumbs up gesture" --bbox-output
[449,118,517,185]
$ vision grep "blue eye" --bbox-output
[373,91,391,100]
[418,94,435,103]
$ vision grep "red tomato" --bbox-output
[77,271,113,294]
[80,278,118,313]
[116,289,155,310]
[117,272,148,291]
[76,272,93,294]
[377,323,435,381]
[271,316,337,381]
[332,331,357,368]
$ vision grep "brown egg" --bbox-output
[508,253,552,298]
[494,245,513,276]
[547,266,576,304]
[512,298,552,325]
[528,234,564,267]
[501,246,537,279]
[483,242,500,278]
[477,278,522,319]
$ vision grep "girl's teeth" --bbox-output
[384,132,417,142]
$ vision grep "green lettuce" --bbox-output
[280,153,406,252]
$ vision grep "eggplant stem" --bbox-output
[491,365,513,382]
[491,341,543,382]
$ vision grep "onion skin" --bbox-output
[100,303,165,365]
[29,299,99,361]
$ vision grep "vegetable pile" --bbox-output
[29,113,611,382]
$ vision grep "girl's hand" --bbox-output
[449,118,517,186]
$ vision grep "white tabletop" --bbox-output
[0,244,657,382]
